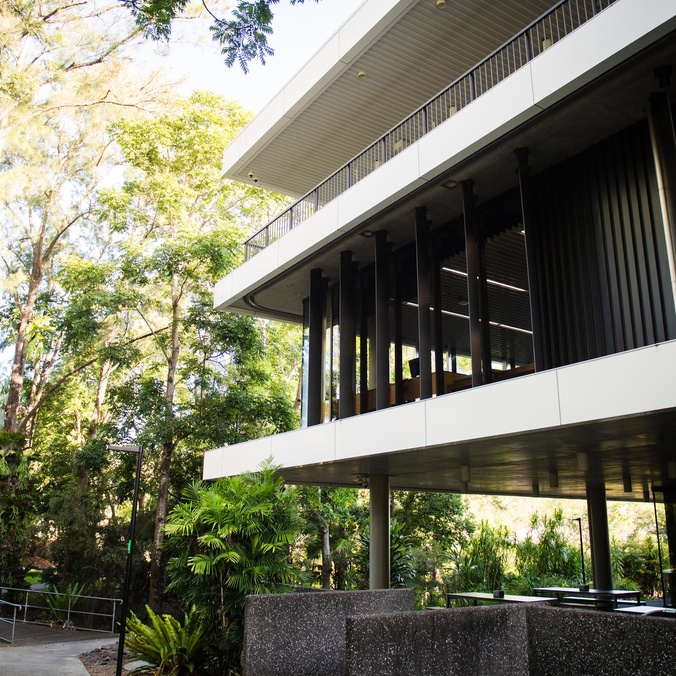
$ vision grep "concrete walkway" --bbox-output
[0,624,117,675]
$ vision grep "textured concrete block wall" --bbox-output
[346,606,531,676]
[242,588,414,676]
[526,605,676,675]
[346,605,676,676]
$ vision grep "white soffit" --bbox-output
[222,0,557,197]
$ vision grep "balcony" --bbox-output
[242,0,616,262]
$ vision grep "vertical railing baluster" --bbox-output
[239,0,612,261]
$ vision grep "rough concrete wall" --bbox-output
[526,605,676,676]
[345,605,676,676]
[345,606,530,676]
[242,588,414,676]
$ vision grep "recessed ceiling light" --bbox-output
[357,70,367,80]
[360,230,374,237]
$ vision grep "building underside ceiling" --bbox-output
[273,406,676,503]
[233,0,562,196]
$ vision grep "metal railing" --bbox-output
[0,598,21,645]
[244,0,615,261]
[0,587,122,634]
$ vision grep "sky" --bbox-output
[131,0,365,114]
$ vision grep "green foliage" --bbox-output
[122,0,321,73]
[511,509,580,593]
[447,521,512,595]
[0,435,32,586]
[44,582,88,622]
[163,465,304,672]
[126,605,206,675]
[615,536,661,599]
[393,491,472,607]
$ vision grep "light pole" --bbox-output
[573,517,587,589]
[107,444,143,676]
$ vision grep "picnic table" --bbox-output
[531,586,642,609]
[446,592,558,608]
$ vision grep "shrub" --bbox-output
[126,605,206,675]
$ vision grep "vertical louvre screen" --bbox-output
[531,120,676,368]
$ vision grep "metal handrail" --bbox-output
[0,587,122,634]
[243,0,615,261]
[0,598,22,645]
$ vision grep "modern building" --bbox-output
[204,0,676,600]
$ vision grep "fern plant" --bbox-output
[44,582,87,625]
[125,605,206,675]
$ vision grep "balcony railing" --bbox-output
[244,0,615,261]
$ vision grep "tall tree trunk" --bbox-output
[5,268,42,432]
[148,277,182,612]
[320,521,332,589]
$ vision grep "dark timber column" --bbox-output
[415,207,433,399]
[308,269,325,426]
[369,474,390,589]
[339,251,356,419]
[586,483,613,591]
[432,252,445,395]
[463,181,484,386]
[648,67,676,320]
[394,256,404,405]
[515,148,545,370]
[478,234,492,384]
[359,272,369,414]
[375,231,390,410]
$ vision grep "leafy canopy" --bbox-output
[121,0,322,72]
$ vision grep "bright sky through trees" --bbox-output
[129,0,365,113]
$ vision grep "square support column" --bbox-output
[369,474,390,590]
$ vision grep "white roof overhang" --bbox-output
[222,0,563,197]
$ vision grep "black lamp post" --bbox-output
[108,444,143,676]
[573,516,587,588]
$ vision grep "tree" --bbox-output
[121,0,322,72]
[0,0,165,435]
[392,490,471,606]
[99,91,296,609]
[297,486,366,589]
[0,430,32,586]
[163,467,304,672]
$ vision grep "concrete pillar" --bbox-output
[369,474,390,589]
[586,482,613,591]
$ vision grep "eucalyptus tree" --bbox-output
[0,0,166,435]
[122,0,322,72]
[100,91,294,609]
